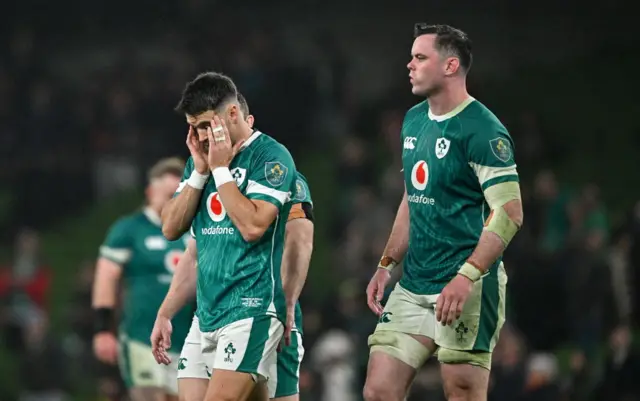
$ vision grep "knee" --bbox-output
[441,362,489,401]
[362,382,387,401]
[443,380,472,401]
[363,379,406,401]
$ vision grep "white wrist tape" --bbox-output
[458,262,483,282]
[212,167,234,187]
[187,170,208,190]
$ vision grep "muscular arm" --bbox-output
[161,185,203,240]
[467,197,524,273]
[282,207,314,308]
[217,182,278,242]
[92,258,122,309]
[157,238,198,319]
[380,189,410,264]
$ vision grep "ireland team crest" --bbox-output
[230,167,247,186]
[435,137,451,159]
[489,137,512,162]
[294,179,306,201]
[265,162,288,187]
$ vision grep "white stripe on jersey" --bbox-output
[469,163,518,187]
[99,246,132,264]
[246,180,289,205]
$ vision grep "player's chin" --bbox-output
[411,85,428,97]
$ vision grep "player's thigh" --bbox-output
[363,351,417,401]
[119,339,168,392]
[368,283,437,367]
[204,369,258,401]
[178,378,208,401]
[213,315,283,381]
[364,284,437,401]
[203,316,283,401]
[436,264,507,397]
[178,317,211,382]
[270,331,304,400]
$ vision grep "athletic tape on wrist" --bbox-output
[458,261,483,282]
[378,256,398,272]
[212,167,234,187]
[187,170,208,189]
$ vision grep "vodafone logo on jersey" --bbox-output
[411,160,429,190]
[206,192,227,222]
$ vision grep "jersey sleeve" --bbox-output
[288,173,314,221]
[99,218,134,265]
[466,128,519,192]
[175,157,194,196]
[292,173,313,206]
[246,145,296,208]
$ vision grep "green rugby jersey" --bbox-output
[177,131,297,332]
[400,97,518,295]
[99,208,194,350]
[186,171,313,335]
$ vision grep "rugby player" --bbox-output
[92,158,195,401]
[160,73,298,401]
[151,93,313,401]
[363,24,524,401]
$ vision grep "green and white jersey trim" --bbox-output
[469,163,519,191]
[99,246,131,264]
[246,181,290,205]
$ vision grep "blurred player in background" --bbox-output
[151,93,314,401]
[92,158,196,401]
[364,24,524,401]
[160,73,298,401]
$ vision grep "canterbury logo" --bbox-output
[404,137,417,149]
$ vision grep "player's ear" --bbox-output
[246,115,255,128]
[444,57,460,76]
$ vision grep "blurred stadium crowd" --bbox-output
[1,2,639,401]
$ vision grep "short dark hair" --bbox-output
[414,23,473,72]
[237,92,249,116]
[148,157,185,181]
[175,72,238,116]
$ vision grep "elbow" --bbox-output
[503,199,524,229]
[162,225,182,241]
[513,210,524,229]
[241,225,268,243]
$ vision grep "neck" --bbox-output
[426,80,469,116]
[232,124,254,145]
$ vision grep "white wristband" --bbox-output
[187,170,209,190]
[212,167,234,187]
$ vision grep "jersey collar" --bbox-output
[238,130,262,152]
[143,207,162,227]
[428,96,475,122]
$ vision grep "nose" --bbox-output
[407,61,414,70]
